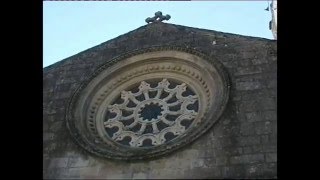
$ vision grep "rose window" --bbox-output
[66,46,230,160]
[105,79,199,147]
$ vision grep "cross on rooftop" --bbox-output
[145,11,171,24]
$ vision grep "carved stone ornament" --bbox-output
[145,11,171,23]
[66,46,230,160]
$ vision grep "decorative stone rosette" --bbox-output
[66,46,230,160]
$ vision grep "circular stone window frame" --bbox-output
[66,46,230,160]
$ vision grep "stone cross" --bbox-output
[145,11,171,24]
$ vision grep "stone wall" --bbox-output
[43,22,277,179]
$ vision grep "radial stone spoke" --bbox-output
[167,110,181,115]
[143,91,149,100]
[167,100,181,107]
[152,122,159,133]
[120,114,134,120]
[162,92,175,102]
[155,89,163,99]
[138,123,147,134]
[129,96,141,105]
[126,119,139,129]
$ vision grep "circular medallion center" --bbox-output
[139,103,163,121]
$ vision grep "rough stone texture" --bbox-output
[43,22,277,179]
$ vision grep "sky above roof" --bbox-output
[43,1,274,68]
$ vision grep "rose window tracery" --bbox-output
[104,79,198,147]
[66,46,230,160]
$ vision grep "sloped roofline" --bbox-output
[44,22,275,71]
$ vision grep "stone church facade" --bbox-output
[43,21,277,179]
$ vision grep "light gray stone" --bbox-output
[48,158,69,169]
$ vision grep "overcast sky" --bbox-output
[43,1,274,67]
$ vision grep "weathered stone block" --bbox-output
[261,98,277,110]
[246,112,263,122]
[267,79,277,88]
[204,157,216,167]
[188,167,221,179]
[266,153,277,163]
[240,122,255,136]
[243,146,252,154]
[48,158,69,169]
[255,121,273,135]
[49,121,63,132]
[252,57,268,65]
[191,158,205,168]
[236,81,262,91]
[68,157,90,168]
[237,136,260,146]
[234,66,262,76]
[262,110,277,121]
[220,166,245,178]
[215,156,228,166]
[230,154,264,165]
[245,163,264,177]
[43,133,55,141]
[132,172,147,179]
[252,144,276,153]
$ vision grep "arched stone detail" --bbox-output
[66,46,230,160]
